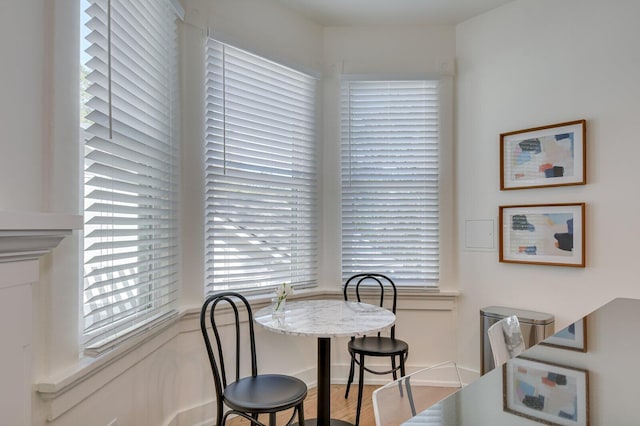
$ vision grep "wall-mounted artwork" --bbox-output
[501,120,586,190]
[541,317,587,352]
[503,357,589,426]
[499,203,585,267]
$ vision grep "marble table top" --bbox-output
[254,299,395,338]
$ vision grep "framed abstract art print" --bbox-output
[541,317,587,352]
[499,203,585,267]
[501,120,586,190]
[503,357,589,426]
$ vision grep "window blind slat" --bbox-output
[84,266,176,293]
[85,176,173,200]
[341,80,439,287]
[85,251,177,278]
[84,287,177,334]
[87,116,174,153]
[86,163,174,189]
[87,236,174,252]
[87,139,173,170]
[85,274,178,306]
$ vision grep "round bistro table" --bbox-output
[254,299,396,426]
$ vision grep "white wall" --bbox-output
[455,0,640,369]
[0,0,83,423]
[0,0,44,210]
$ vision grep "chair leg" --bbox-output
[297,401,306,426]
[217,401,223,426]
[268,412,276,426]
[391,355,398,381]
[405,375,417,416]
[345,354,355,398]
[355,353,365,426]
[400,352,408,397]
[392,355,403,397]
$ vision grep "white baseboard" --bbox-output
[331,363,480,387]
[166,400,214,426]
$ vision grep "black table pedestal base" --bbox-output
[300,338,355,426]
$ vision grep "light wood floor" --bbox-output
[224,384,378,426]
[223,383,457,426]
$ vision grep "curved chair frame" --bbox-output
[343,273,409,426]
[200,292,307,426]
[371,360,463,426]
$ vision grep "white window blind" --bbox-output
[82,0,180,354]
[341,80,439,287]
[204,39,318,294]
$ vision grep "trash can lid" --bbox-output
[480,306,554,325]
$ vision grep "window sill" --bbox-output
[179,287,460,327]
[191,287,459,314]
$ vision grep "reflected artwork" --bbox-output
[503,357,589,426]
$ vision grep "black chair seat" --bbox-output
[349,336,408,357]
[224,374,308,413]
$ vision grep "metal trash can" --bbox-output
[480,306,554,375]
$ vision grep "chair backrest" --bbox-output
[343,273,398,338]
[200,292,258,401]
[372,360,463,426]
[487,315,525,368]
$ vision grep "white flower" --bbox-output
[274,282,293,310]
[275,282,293,299]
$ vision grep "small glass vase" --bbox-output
[271,297,286,318]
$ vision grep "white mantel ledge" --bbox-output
[0,211,83,263]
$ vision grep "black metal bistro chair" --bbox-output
[200,292,307,426]
[343,273,409,426]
